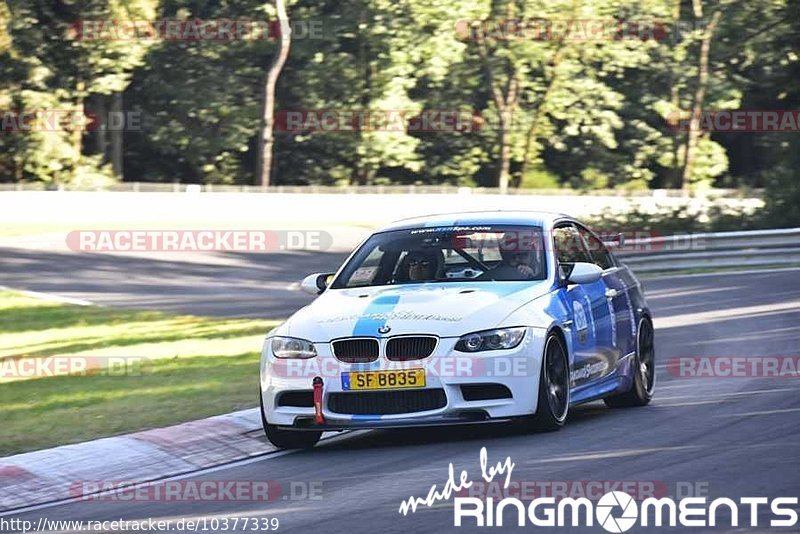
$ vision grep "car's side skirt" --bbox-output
[570,351,636,405]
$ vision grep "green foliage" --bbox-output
[0,0,157,183]
[585,200,765,236]
[123,6,268,184]
[519,165,559,189]
[0,0,797,226]
[676,136,729,190]
[762,168,800,228]
[1,90,75,183]
[71,154,118,189]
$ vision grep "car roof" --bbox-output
[376,210,572,233]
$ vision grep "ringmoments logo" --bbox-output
[452,491,799,530]
[396,448,799,531]
[595,491,638,532]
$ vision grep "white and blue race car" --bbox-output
[259,211,655,448]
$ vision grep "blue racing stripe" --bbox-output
[352,294,400,336]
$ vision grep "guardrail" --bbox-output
[615,228,800,273]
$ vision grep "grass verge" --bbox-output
[0,291,280,456]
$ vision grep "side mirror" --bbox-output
[300,272,334,295]
[566,262,603,285]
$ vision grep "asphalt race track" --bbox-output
[2,250,800,532]
[0,247,349,317]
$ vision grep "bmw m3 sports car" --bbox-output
[259,211,655,448]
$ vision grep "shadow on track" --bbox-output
[0,246,349,318]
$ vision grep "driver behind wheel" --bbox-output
[396,249,443,282]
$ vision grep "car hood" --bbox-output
[278,281,553,341]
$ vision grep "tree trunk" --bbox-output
[497,76,518,193]
[110,92,123,178]
[519,40,566,184]
[257,0,291,188]
[93,94,107,157]
[681,9,721,189]
[352,21,372,186]
[69,80,86,184]
[669,0,683,188]
[476,32,518,193]
[497,121,511,192]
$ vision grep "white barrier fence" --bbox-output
[615,228,800,273]
[0,191,787,275]
[0,190,763,230]
[0,182,763,197]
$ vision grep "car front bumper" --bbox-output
[259,327,546,429]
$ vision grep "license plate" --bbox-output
[341,369,426,390]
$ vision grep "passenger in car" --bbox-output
[478,232,544,281]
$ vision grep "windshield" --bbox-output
[331,225,547,288]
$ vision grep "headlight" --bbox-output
[454,327,526,352]
[271,336,317,359]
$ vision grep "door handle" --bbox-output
[605,288,619,299]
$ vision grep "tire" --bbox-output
[524,332,570,432]
[260,392,322,449]
[604,317,655,408]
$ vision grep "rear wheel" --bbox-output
[604,317,655,408]
[260,392,321,449]
[525,332,570,431]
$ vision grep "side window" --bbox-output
[577,226,615,270]
[553,225,592,265]
[346,246,385,286]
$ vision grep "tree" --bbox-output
[257,0,291,187]
[680,3,722,189]
[2,0,796,197]
[123,0,272,184]
[0,0,155,184]
[458,0,668,190]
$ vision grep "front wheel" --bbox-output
[523,332,570,432]
[604,317,655,408]
[260,392,322,449]
[264,424,321,449]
